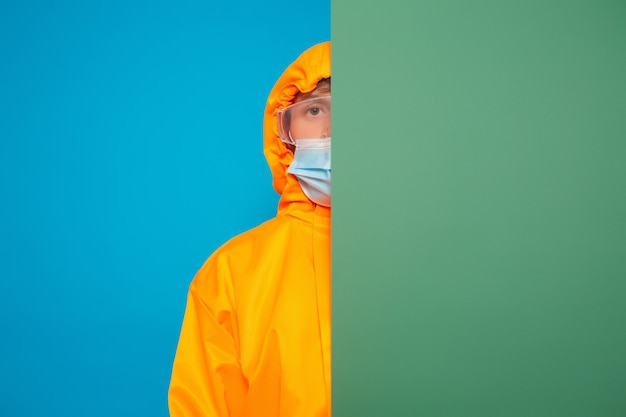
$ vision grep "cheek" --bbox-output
[290,119,304,135]
[290,120,319,139]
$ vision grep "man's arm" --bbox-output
[168,278,247,417]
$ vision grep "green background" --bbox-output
[332,1,625,416]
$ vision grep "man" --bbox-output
[169,41,331,417]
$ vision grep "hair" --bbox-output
[294,78,331,102]
[314,78,330,93]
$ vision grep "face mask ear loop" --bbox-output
[288,130,295,145]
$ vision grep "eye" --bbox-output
[308,107,321,116]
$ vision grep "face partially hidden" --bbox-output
[290,80,331,141]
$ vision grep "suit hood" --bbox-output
[263,42,331,197]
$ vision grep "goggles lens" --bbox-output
[276,96,331,145]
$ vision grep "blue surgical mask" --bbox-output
[287,138,331,207]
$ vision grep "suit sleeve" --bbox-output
[168,267,248,417]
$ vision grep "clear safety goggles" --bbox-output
[276,96,331,145]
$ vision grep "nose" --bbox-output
[321,125,330,138]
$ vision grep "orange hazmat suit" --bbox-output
[168,42,331,417]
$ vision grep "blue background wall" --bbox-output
[0,1,329,415]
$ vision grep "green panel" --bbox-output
[332,1,626,416]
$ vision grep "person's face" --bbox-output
[289,85,331,140]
